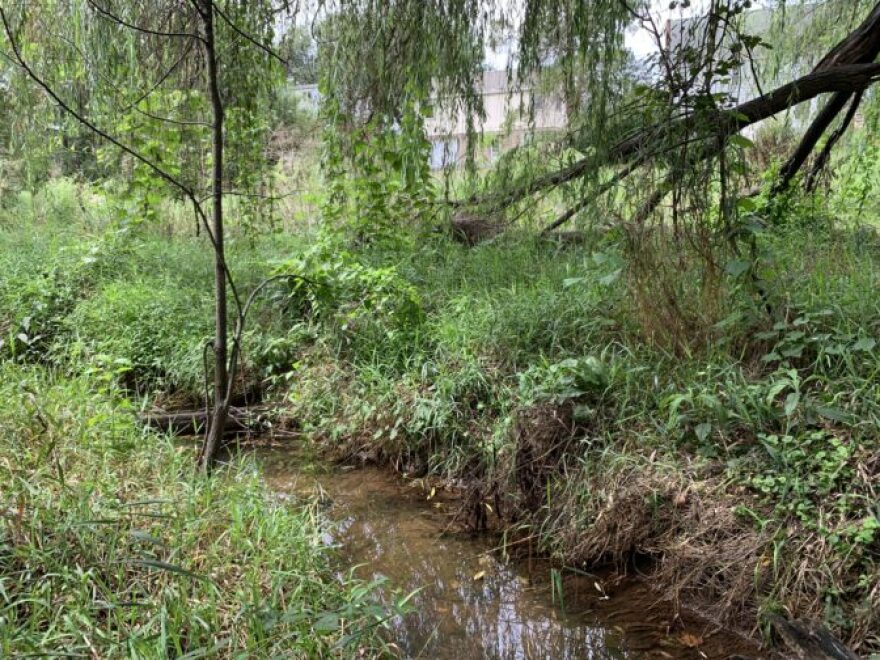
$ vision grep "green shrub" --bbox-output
[274,241,425,363]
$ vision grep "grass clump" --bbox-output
[0,363,386,657]
[60,279,213,395]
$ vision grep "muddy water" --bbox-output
[258,448,758,660]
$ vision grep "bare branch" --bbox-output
[805,91,864,192]
[0,8,245,329]
[772,92,853,194]
[540,158,645,234]
[134,106,211,127]
[0,7,194,201]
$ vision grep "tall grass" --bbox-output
[0,181,392,657]
[1,177,878,651]
[281,224,879,650]
[0,363,390,656]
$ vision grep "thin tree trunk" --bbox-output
[198,0,228,472]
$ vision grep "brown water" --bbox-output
[258,447,760,660]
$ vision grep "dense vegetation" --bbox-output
[0,187,405,655]
[2,0,880,656]
[3,165,879,652]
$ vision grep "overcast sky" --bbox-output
[626,0,787,57]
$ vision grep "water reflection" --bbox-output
[260,450,755,660]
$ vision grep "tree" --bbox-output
[0,0,286,470]
[313,0,880,232]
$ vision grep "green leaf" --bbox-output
[853,337,876,352]
[725,259,751,277]
[695,422,712,443]
[598,269,621,287]
[766,378,792,403]
[784,392,800,417]
[126,559,209,581]
[781,345,803,358]
[814,405,854,425]
[129,530,164,546]
[736,197,757,212]
[729,134,755,149]
[313,612,341,633]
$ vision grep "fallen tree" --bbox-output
[451,1,880,233]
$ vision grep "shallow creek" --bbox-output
[257,447,759,659]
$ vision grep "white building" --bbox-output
[425,70,567,169]
[287,70,568,169]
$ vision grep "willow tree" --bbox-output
[307,0,880,348]
[313,0,880,230]
[0,0,287,469]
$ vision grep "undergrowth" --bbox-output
[0,363,392,656]
[0,184,394,657]
[1,178,878,653]
[278,227,879,652]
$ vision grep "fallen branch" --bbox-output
[454,62,880,213]
[139,405,273,437]
[540,157,645,234]
[772,92,854,194]
[805,91,864,192]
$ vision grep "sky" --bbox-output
[626,0,737,58]
[625,0,787,57]
[484,0,783,66]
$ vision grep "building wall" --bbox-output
[425,70,567,169]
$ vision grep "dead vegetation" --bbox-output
[495,404,880,654]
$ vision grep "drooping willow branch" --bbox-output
[85,0,204,41]
[211,1,286,65]
[0,5,244,322]
[443,0,880,227]
[457,60,880,231]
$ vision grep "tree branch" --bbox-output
[117,38,196,112]
[540,158,644,234]
[0,8,194,202]
[211,1,287,66]
[456,62,880,212]
[86,0,204,42]
[0,8,244,327]
[771,92,852,194]
[805,91,864,192]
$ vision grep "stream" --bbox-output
[257,446,759,659]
